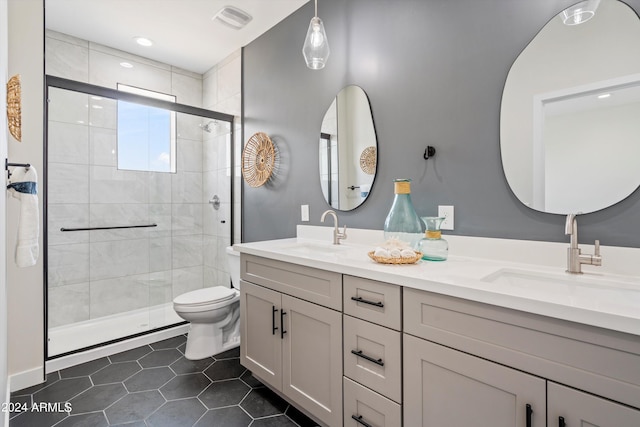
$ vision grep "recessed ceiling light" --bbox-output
[597,93,611,99]
[120,62,134,68]
[134,37,153,47]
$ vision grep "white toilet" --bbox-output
[173,246,241,360]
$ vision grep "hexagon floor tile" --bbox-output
[9,334,320,427]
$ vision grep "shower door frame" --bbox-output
[44,75,235,360]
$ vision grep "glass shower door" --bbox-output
[46,82,233,357]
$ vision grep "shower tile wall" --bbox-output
[203,49,242,288]
[45,31,241,339]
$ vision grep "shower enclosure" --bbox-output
[45,76,235,357]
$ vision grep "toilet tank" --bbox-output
[226,246,241,289]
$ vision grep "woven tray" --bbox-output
[368,250,422,265]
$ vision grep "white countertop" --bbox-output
[234,232,640,337]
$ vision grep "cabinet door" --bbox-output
[240,280,282,389]
[282,294,343,427]
[404,334,546,427]
[548,382,640,427]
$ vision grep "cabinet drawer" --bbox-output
[344,315,402,403]
[241,254,342,310]
[344,275,401,330]
[344,377,401,427]
[404,287,640,410]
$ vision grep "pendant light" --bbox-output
[560,0,601,25]
[302,0,330,70]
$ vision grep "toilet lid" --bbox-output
[174,287,236,306]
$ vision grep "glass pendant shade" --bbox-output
[561,0,601,25]
[303,13,330,69]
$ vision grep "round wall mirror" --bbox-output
[500,0,640,214]
[319,85,377,211]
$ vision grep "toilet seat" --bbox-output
[174,286,236,306]
[173,287,239,313]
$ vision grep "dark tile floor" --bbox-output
[9,335,320,427]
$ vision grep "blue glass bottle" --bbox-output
[383,179,424,249]
[418,216,449,261]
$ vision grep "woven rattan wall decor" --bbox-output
[7,75,22,142]
[242,132,276,187]
[359,146,376,174]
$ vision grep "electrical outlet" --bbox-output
[438,205,454,230]
[301,204,310,222]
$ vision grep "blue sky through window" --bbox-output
[116,84,176,173]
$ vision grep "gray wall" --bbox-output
[243,0,640,248]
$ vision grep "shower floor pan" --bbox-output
[48,303,183,357]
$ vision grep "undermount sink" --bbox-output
[481,268,640,313]
[278,242,353,256]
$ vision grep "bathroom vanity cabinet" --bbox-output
[240,255,343,427]
[403,287,640,427]
[239,252,640,427]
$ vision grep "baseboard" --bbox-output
[9,366,44,393]
[45,324,189,374]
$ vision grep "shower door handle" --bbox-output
[272,306,278,335]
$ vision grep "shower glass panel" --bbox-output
[46,81,233,357]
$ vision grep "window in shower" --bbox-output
[116,84,177,173]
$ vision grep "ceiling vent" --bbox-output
[213,6,253,30]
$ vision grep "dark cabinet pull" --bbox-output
[272,306,278,335]
[351,350,384,366]
[559,416,566,427]
[351,414,373,427]
[350,296,384,308]
[280,310,287,339]
[526,404,532,427]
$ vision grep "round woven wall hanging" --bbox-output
[7,75,22,142]
[359,146,377,175]
[242,132,276,187]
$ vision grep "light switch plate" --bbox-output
[301,204,310,222]
[438,205,454,230]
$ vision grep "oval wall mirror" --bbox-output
[319,85,377,211]
[500,0,640,214]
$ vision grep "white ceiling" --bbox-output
[45,0,309,74]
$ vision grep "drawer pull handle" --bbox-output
[280,310,287,339]
[351,296,384,308]
[272,306,278,335]
[559,416,565,427]
[526,404,532,427]
[351,350,384,366]
[351,415,373,427]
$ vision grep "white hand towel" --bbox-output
[7,166,40,267]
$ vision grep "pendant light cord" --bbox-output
[314,0,318,18]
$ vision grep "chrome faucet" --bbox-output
[320,209,347,245]
[565,213,602,274]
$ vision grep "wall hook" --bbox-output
[423,146,436,160]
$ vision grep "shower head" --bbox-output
[201,120,218,133]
